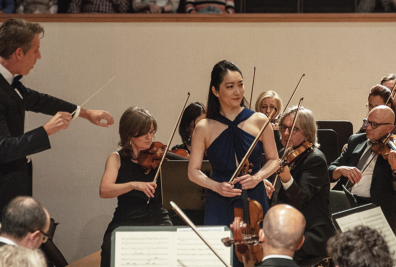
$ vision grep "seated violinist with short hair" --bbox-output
[329,105,396,234]
[99,106,172,267]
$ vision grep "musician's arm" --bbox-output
[280,152,328,210]
[99,152,156,198]
[188,120,241,197]
[328,136,362,184]
[387,150,396,191]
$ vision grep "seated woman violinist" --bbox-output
[99,106,172,267]
[172,102,206,156]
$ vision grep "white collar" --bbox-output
[0,236,18,246]
[263,254,293,261]
[0,63,15,85]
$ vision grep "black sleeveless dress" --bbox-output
[100,153,172,267]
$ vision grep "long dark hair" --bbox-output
[179,102,206,146]
[206,60,248,119]
[118,107,157,158]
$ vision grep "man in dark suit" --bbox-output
[270,106,335,264]
[0,196,50,249]
[0,18,115,219]
[255,204,305,267]
[329,105,396,233]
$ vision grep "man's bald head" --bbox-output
[369,105,395,124]
[366,105,395,141]
[263,204,306,251]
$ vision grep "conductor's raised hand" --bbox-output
[44,112,72,136]
[214,182,241,197]
[80,109,114,127]
[132,182,157,198]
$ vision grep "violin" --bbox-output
[222,217,261,267]
[371,134,396,160]
[138,141,189,174]
[233,161,264,266]
[277,141,314,174]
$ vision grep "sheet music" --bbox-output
[115,231,173,266]
[176,227,231,267]
[335,207,396,260]
[114,227,231,267]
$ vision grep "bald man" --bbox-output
[329,105,396,233]
[256,204,305,267]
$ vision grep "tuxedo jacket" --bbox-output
[272,147,335,258]
[329,133,396,233]
[256,257,299,267]
[0,74,76,219]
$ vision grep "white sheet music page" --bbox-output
[114,227,231,267]
[115,231,172,266]
[176,227,231,267]
[335,206,396,260]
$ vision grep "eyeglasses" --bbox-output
[363,120,392,130]
[279,125,299,134]
[39,230,50,243]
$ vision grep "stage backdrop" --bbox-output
[19,20,396,262]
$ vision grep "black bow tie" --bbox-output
[11,75,23,89]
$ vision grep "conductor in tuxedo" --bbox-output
[0,18,114,220]
[256,204,305,267]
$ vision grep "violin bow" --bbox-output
[279,74,305,117]
[228,109,276,184]
[385,81,396,106]
[272,97,304,188]
[70,76,116,116]
[346,129,396,190]
[147,92,191,204]
[248,67,256,109]
[170,201,232,267]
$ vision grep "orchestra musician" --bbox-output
[256,204,306,267]
[171,101,206,154]
[188,59,278,232]
[357,84,395,134]
[329,105,396,234]
[380,73,396,91]
[99,107,172,267]
[270,106,334,264]
[254,91,283,130]
[0,18,114,221]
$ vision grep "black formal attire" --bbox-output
[100,153,172,267]
[329,133,396,233]
[256,257,299,267]
[271,147,334,263]
[0,74,77,220]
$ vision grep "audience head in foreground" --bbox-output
[0,245,46,267]
[327,225,394,267]
[259,204,306,258]
[0,196,50,249]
